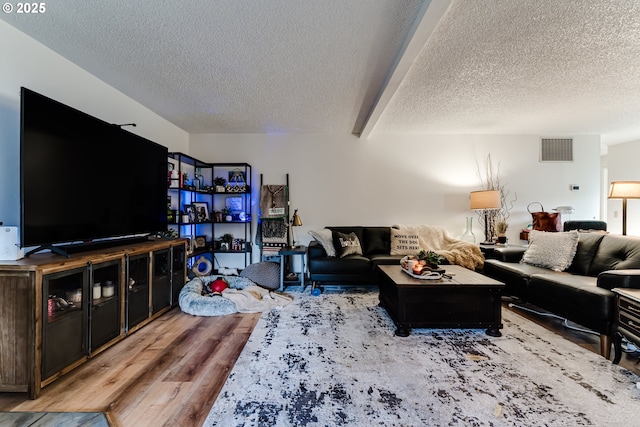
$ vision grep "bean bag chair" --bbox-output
[239,262,281,290]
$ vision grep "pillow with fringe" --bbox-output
[522,230,579,271]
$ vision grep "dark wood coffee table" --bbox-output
[378,265,505,337]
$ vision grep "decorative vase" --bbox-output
[461,217,476,243]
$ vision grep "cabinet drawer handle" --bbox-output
[627,304,640,313]
[630,320,640,328]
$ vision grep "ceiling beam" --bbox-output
[353,0,452,138]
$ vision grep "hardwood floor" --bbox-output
[1,298,638,427]
[0,307,260,427]
[503,301,640,376]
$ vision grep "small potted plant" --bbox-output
[496,220,508,244]
[214,176,227,192]
[417,249,444,270]
[220,233,234,251]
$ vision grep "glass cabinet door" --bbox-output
[126,254,150,331]
[171,244,186,305]
[42,267,88,380]
[152,249,171,314]
[89,259,122,352]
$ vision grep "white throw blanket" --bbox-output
[393,224,484,270]
[222,285,293,313]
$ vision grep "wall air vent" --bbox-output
[540,138,573,162]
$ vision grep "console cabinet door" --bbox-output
[126,254,150,331]
[89,260,122,353]
[171,244,186,305]
[42,267,88,380]
[152,249,171,314]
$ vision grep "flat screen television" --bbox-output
[20,87,168,256]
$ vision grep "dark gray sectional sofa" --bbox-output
[483,232,640,358]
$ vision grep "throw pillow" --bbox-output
[332,231,363,258]
[309,229,336,257]
[239,262,281,290]
[521,230,579,271]
[390,228,421,255]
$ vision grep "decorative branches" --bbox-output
[476,154,517,240]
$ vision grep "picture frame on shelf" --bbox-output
[194,235,207,248]
[225,196,243,212]
[192,201,210,222]
[184,204,197,223]
[185,235,195,254]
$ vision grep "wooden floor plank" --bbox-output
[0,307,260,426]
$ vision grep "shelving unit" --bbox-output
[168,154,252,271]
[211,163,252,269]
[167,152,214,266]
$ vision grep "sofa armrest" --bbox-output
[491,246,527,263]
[308,240,327,259]
[597,269,640,290]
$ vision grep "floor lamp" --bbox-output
[470,190,501,244]
[608,181,640,235]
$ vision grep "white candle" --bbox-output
[93,283,102,300]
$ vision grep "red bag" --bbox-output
[527,202,562,232]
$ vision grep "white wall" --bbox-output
[0,19,605,266]
[191,133,602,266]
[606,140,640,235]
[0,21,189,227]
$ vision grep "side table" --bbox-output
[278,245,307,292]
[612,287,640,364]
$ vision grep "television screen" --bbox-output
[20,87,168,251]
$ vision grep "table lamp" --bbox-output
[608,181,640,235]
[470,190,501,244]
[288,209,303,247]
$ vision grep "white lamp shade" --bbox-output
[470,190,501,210]
[608,181,640,199]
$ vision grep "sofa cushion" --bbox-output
[389,227,421,255]
[483,259,552,297]
[521,230,579,271]
[309,255,371,274]
[589,234,640,275]
[363,227,391,255]
[528,273,614,323]
[309,229,336,257]
[566,233,606,276]
[333,231,364,258]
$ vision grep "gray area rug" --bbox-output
[205,289,640,426]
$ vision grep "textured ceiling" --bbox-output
[3,0,640,145]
